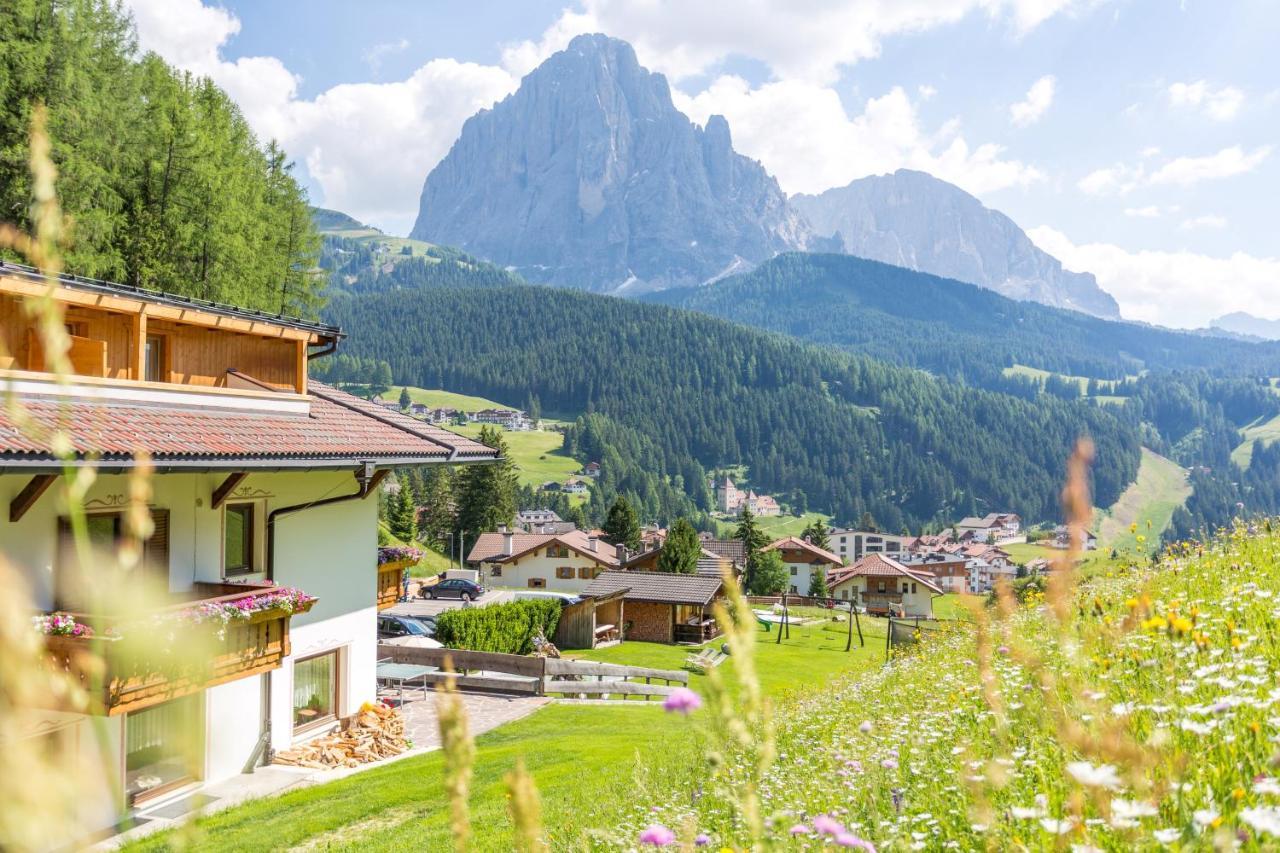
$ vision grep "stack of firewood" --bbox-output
[273,702,408,769]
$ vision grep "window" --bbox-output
[125,695,200,804]
[223,503,256,576]
[789,566,797,576]
[578,566,597,579]
[55,509,170,610]
[144,334,167,383]
[490,566,502,578]
[877,581,886,593]
[528,578,546,588]
[911,583,918,594]
[840,589,848,600]
[555,566,574,579]
[546,545,567,558]
[293,650,339,732]
[789,584,798,593]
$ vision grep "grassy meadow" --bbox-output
[1231,412,1280,469]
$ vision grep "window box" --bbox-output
[39,582,315,716]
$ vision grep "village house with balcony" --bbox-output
[466,527,619,592]
[761,536,843,595]
[0,263,494,835]
[828,554,943,618]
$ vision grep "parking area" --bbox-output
[385,585,512,619]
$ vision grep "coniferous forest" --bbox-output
[0,0,323,316]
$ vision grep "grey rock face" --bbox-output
[791,169,1120,318]
[410,33,809,292]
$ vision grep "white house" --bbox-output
[826,528,917,563]
[0,267,495,841]
[467,528,619,592]
[828,554,943,618]
[955,513,1024,545]
[761,536,843,595]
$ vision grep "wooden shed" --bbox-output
[582,572,725,644]
[552,589,626,650]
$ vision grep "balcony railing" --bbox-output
[40,582,315,716]
[377,560,413,611]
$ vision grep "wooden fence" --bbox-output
[377,645,689,700]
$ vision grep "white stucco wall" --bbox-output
[483,551,605,593]
[0,468,382,824]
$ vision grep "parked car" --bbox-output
[419,577,484,601]
[377,614,435,641]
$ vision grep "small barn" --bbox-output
[552,589,627,649]
[583,572,725,644]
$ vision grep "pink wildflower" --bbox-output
[639,824,676,846]
[813,815,845,836]
[859,720,873,733]
[662,687,702,715]
[789,823,811,835]
[835,833,877,851]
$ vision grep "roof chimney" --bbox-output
[587,535,598,553]
[503,529,514,556]
[617,544,628,567]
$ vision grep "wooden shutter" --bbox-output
[143,508,170,589]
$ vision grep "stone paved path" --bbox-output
[391,691,551,748]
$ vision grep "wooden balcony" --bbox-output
[377,560,413,611]
[861,591,904,614]
[41,582,315,716]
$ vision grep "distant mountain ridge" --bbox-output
[790,170,1120,318]
[408,32,1117,315]
[1212,311,1280,341]
[411,33,811,292]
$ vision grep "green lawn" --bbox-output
[379,385,514,412]
[445,423,582,493]
[125,628,880,852]
[1094,447,1191,553]
[1230,411,1280,469]
[716,510,830,540]
[1001,364,1141,399]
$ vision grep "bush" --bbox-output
[434,599,563,654]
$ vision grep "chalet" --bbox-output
[1052,525,1099,550]
[698,534,748,568]
[561,479,589,496]
[622,545,735,578]
[582,571,725,644]
[466,528,619,592]
[471,407,529,431]
[515,508,562,530]
[762,536,843,594]
[827,528,917,563]
[897,552,970,595]
[955,513,1024,545]
[582,461,601,478]
[828,554,943,618]
[0,263,495,837]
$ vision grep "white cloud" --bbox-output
[1028,226,1280,327]
[1078,163,1144,195]
[506,0,1096,84]
[1079,145,1269,196]
[363,38,410,77]
[1179,214,1227,230]
[1123,205,1162,218]
[675,78,1042,197]
[1010,75,1056,127]
[1168,80,1245,121]
[1149,145,1272,187]
[123,0,517,234]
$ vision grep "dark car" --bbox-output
[420,577,484,601]
[377,614,435,641]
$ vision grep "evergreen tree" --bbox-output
[453,426,518,551]
[735,506,769,589]
[525,392,541,428]
[858,512,878,533]
[602,495,641,550]
[398,386,411,410]
[388,476,417,542]
[419,466,455,549]
[802,517,830,550]
[656,518,700,574]
[748,549,788,596]
[807,563,830,598]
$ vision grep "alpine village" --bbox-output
[2,3,1280,851]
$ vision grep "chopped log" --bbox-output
[272,701,408,769]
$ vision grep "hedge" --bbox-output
[434,599,562,655]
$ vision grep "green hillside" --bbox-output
[323,283,1143,530]
[1095,447,1192,552]
[1231,412,1280,468]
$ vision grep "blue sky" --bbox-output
[123,0,1279,328]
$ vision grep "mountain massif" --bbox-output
[410,33,1110,315]
[790,170,1119,318]
[411,34,810,292]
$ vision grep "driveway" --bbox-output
[386,585,511,618]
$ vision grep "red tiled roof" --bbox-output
[0,380,496,468]
[467,529,620,567]
[828,554,944,594]
[763,536,843,566]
